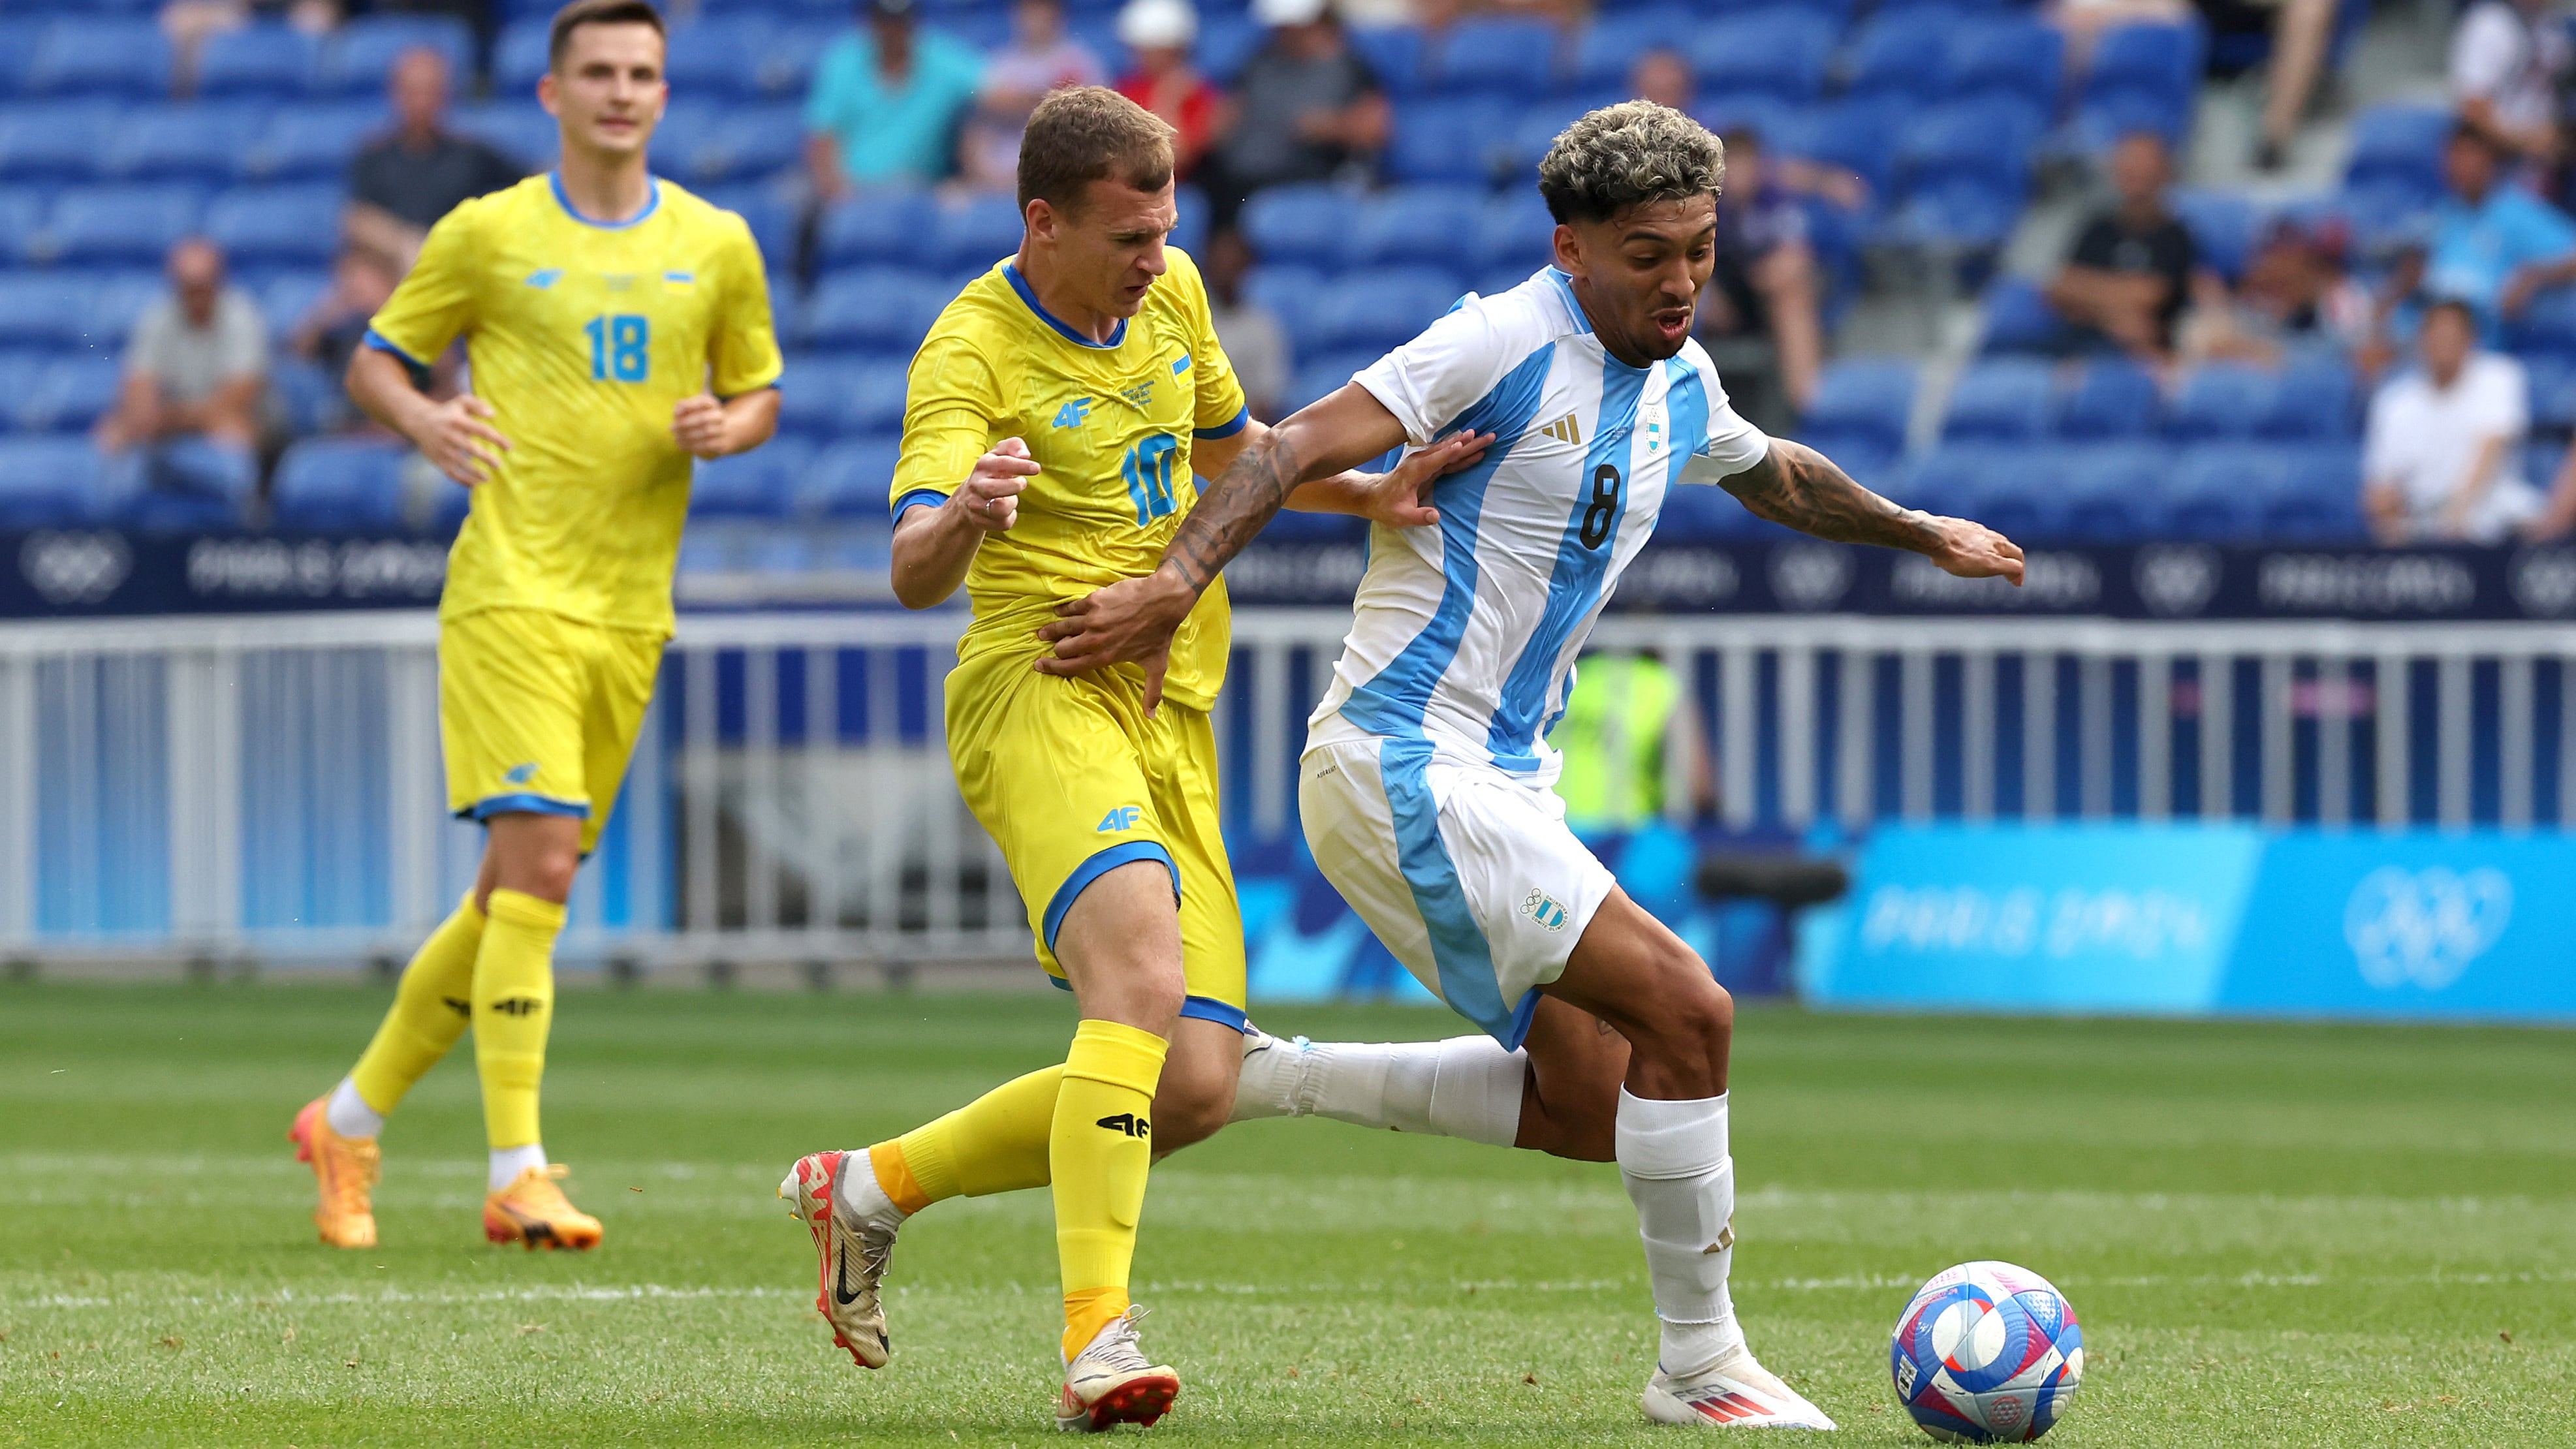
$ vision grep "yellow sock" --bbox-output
[471,889,565,1151]
[347,893,486,1119]
[872,1065,1063,1213]
[1052,1020,1168,1360]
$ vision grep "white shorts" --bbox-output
[1298,728,1617,1048]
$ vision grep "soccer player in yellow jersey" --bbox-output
[287,0,781,1253]
[777,87,1479,1430]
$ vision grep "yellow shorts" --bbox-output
[945,647,1247,1029]
[439,607,666,856]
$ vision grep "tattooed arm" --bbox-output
[1721,437,2026,584]
[1033,382,1489,710]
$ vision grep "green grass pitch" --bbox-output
[3,982,2571,1447]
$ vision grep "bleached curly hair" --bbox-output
[1535,101,1726,225]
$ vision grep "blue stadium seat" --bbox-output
[0,102,121,183]
[42,187,203,268]
[800,435,903,519]
[1768,97,1904,200]
[1896,97,2042,199]
[1656,475,1770,540]
[2525,351,2576,434]
[1240,184,1355,270]
[1894,444,2003,515]
[1568,7,1688,91]
[105,105,271,185]
[0,273,99,348]
[18,356,118,433]
[1243,263,1324,350]
[2055,357,2158,439]
[319,16,474,98]
[2059,444,2164,540]
[1685,10,1836,107]
[1289,348,1390,411]
[257,270,329,340]
[205,185,341,268]
[2168,188,2259,282]
[2167,362,2279,440]
[840,360,911,436]
[1944,18,2063,111]
[248,103,388,182]
[0,20,43,101]
[2073,22,2202,150]
[776,356,875,439]
[1843,9,1954,104]
[2166,444,2283,540]
[1347,185,1483,270]
[1498,95,1600,182]
[270,438,408,531]
[25,19,172,99]
[493,20,551,97]
[1303,268,1462,354]
[1960,447,2067,540]
[1942,359,2054,442]
[1425,18,1560,96]
[447,104,556,172]
[1195,14,1264,85]
[1801,358,1915,456]
[1347,25,1426,95]
[698,183,794,269]
[821,191,938,270]
[658,105,800,187]
[804,269,949,353]
[1386,99,1507,184]
[689,438,812,520]
[1688,95,1793,148]
[195,25,318,99]
[1979,277,2060,354]
[2507,283,2576,354]
[2342,103,2447,198]
[2265,444,2364,540]
[1888,179,2027,251]
[0,436,102,526]
[664,16,774,101]
[2259,358,2357,441]
[1471,187,1556,276]
[931,193,1025,273]
[0,191,44,266]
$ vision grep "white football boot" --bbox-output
[1056,1304,1180,1432]
[1233,1028,1319,1118]
[1642,1339,1838,1430]
[778,1150,897,1369]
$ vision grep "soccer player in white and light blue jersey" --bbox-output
[1040,101,2025,1429]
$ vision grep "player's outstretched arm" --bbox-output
[347,347,511,486]
[1722,437,2026,585]
[888,439,1042,610]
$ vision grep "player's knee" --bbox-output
[1631,950,1732,1077]
[1150,1070,1233,1154]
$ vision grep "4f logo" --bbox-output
[1095,1112,1150,1138]
[490,996,544,1017]
[1053,398,1092,428]
[503,762,539,785]
[1096,806,1142,833]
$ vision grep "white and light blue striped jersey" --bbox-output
[1308,267,1772,781]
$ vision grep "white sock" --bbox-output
[324,1076,385,1140]
[1234,1035,1525,1148]
[488,1143,548,1191]
[835,1147,907,1232]
[1615,1088,1742,1377]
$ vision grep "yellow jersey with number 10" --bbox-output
[890,248,1249,713]
[365,173,783,636]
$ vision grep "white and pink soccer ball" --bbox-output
[1889,1261,2083,1442]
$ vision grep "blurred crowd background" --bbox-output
[0,0,2568,565]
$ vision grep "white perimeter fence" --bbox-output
[1,608,2571,968]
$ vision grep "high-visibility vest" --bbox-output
[1552,652,1675,832]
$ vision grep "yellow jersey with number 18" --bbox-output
[365,173,783,636]
[890,248,1249,713]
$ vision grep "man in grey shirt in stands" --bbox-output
[95,237,268,512]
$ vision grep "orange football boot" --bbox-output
[482,1164,604,1251]
[289,1096,381,1249]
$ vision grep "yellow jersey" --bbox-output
[366,173,783,635]
[890,249,1249,713]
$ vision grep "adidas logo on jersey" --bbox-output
[1538,413,1582,445]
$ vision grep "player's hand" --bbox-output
[1349,429,1492,529]
[1033,567,1197,717]
[953,438,1040,533]
[1923,514,2026,586]
[415,394,511,486]
[672,393,730,458]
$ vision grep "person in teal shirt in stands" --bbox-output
[804,0,986,196]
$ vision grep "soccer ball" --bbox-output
[1888,1260,2083,1442]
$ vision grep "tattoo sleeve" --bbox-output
[1165,426,1310,595]
[1720,438,1947,555]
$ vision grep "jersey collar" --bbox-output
[1545,267,1595,334]
[1005,263,1127,349]
[549,172,662,230]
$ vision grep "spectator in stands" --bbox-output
[1695,129,1825,431]
[161,0,338,99]
[2193,0,2338,171]
[2451,0,2568,166]
[1633,46,1692,114]
[804,0,987,198]
[1204,228,1289,421]
[2182,213,2373,366]
[1631,51,1868,210]
[2048,0,2190,74]
[2363,299,2541,544]
[96,238,268,505]
[1115,0,1224,180]
[345,46,526,275]
[959,0,1107,193]
[2401,123,2576,331]
[2046,132,2202,363]
[290,251,403,432]
[1198,0,1388,223]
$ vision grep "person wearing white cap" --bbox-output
[1114,0,1221,178]
[1197,0,1387,222]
